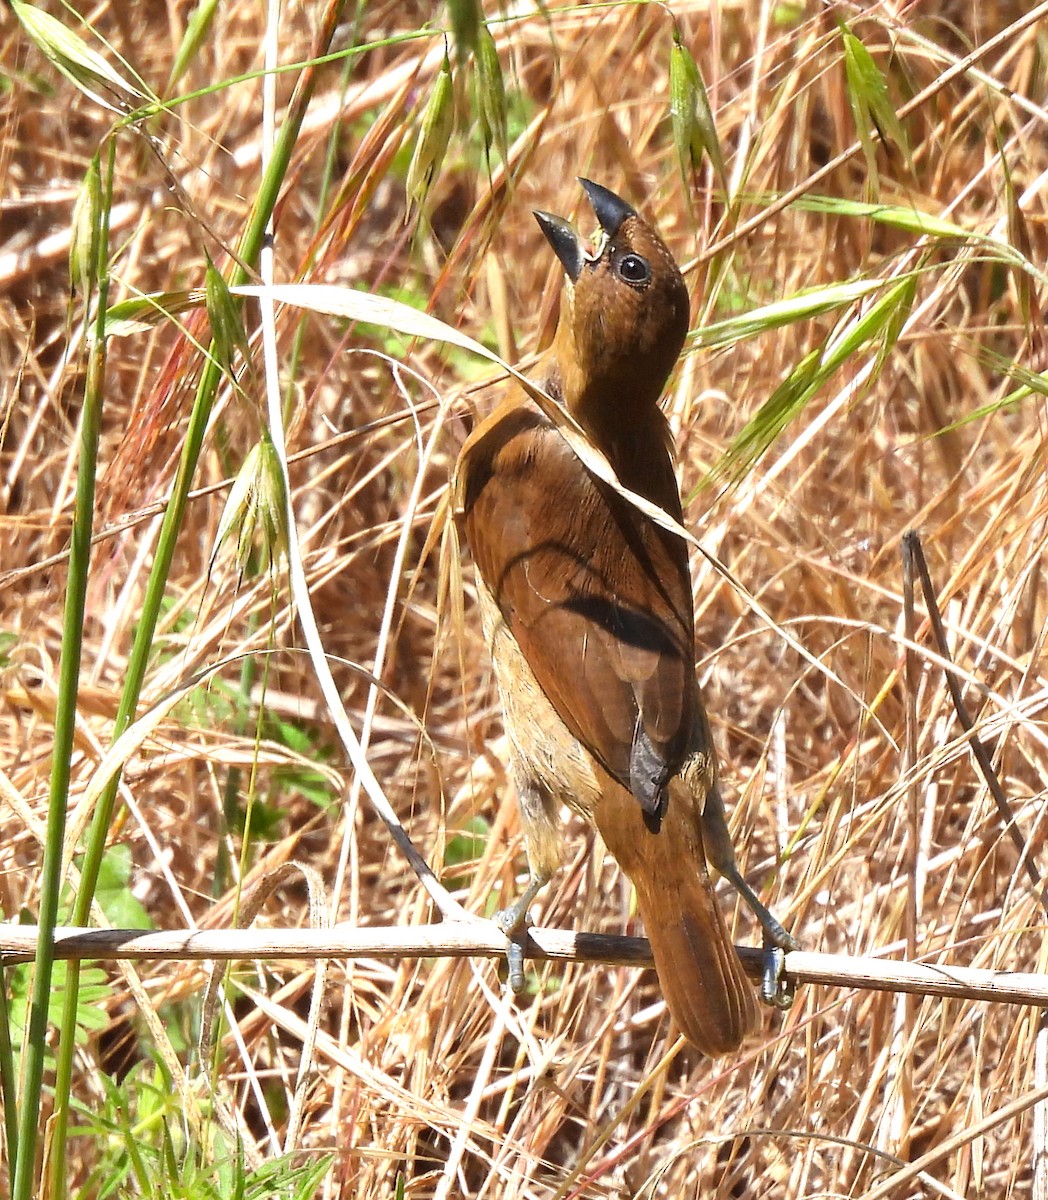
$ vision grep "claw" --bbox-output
[505,932,528,995]
[760,943,795,1010]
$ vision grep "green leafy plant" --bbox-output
[72,1060,332,1200]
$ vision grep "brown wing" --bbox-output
[456,399,697,817]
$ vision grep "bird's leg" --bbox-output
[495,777,561,995]
[495,871,547,995]
[494,872,548,937]
[700,781,799,1007]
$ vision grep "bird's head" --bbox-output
[534,179,690,426]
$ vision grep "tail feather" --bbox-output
[635,866,758,1055]
[594,783,759,1056]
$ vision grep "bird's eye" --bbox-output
[616,253,651,285]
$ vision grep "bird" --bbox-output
[453,178,795,1055]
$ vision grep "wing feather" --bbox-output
[457,399,697,815]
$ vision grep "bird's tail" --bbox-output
[593,781,759,1056]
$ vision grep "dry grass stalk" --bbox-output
[5,921,1048,1008]
[3,0,1048,1195]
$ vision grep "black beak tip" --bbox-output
[578,178,636,238]
[534,208,584,282]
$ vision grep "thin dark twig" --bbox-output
[901,527,919,952]
[903,530,1047,912]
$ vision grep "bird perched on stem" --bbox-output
[454,179,795,1055]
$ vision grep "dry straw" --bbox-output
[5,1,1048,1197]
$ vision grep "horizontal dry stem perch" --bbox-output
[2,923,1046,1007]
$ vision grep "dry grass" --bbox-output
[3,0,1048,1195]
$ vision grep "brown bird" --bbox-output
[454,179,794,1055]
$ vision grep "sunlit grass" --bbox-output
[2,0,1047,1196]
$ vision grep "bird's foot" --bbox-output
[758,910,800,956]
[494,872,549,995]
[760,942,796,1010]
[494,904,533,995]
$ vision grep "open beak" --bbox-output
[578,178,636,237]
[533,209,584,282]
[533,179,637,282]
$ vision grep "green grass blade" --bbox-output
[167,0,220,92]
[40,9,349,1195]
[839,18,910,189]
[12,144,112,1200]
[692,277,887,348]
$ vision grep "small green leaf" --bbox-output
[820,274,917,374]
[475,21,508,172]
[93,845,153,930]
[715,348,822,482]
[444,816,490,873]
[791,194,1048,287]
[8,962,111,1051]
[709,273,919,484]
[773,0,805,26]
[872,271,917,376]
[69,153,103,297]
[793,194,971,240]
[979,352,1048,401]
[205,257,251,381]
[100,288,207,338]
[406,45,455,215]
[692,277,888,348]
[0,631,18,668]
[12,0,143,112]
[167,0,219,91]
[670,23,726,191]
[839,20,910,189]
[927,351,1048,435]
[234,795,285,840]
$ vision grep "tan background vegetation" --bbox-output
[3,0,1048,1195]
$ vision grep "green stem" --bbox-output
[0,961,20,1178]
[41,11,346,1194]
[215,646,257,898]
[12,146,112,1200]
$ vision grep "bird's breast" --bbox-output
[476,576,605,820]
